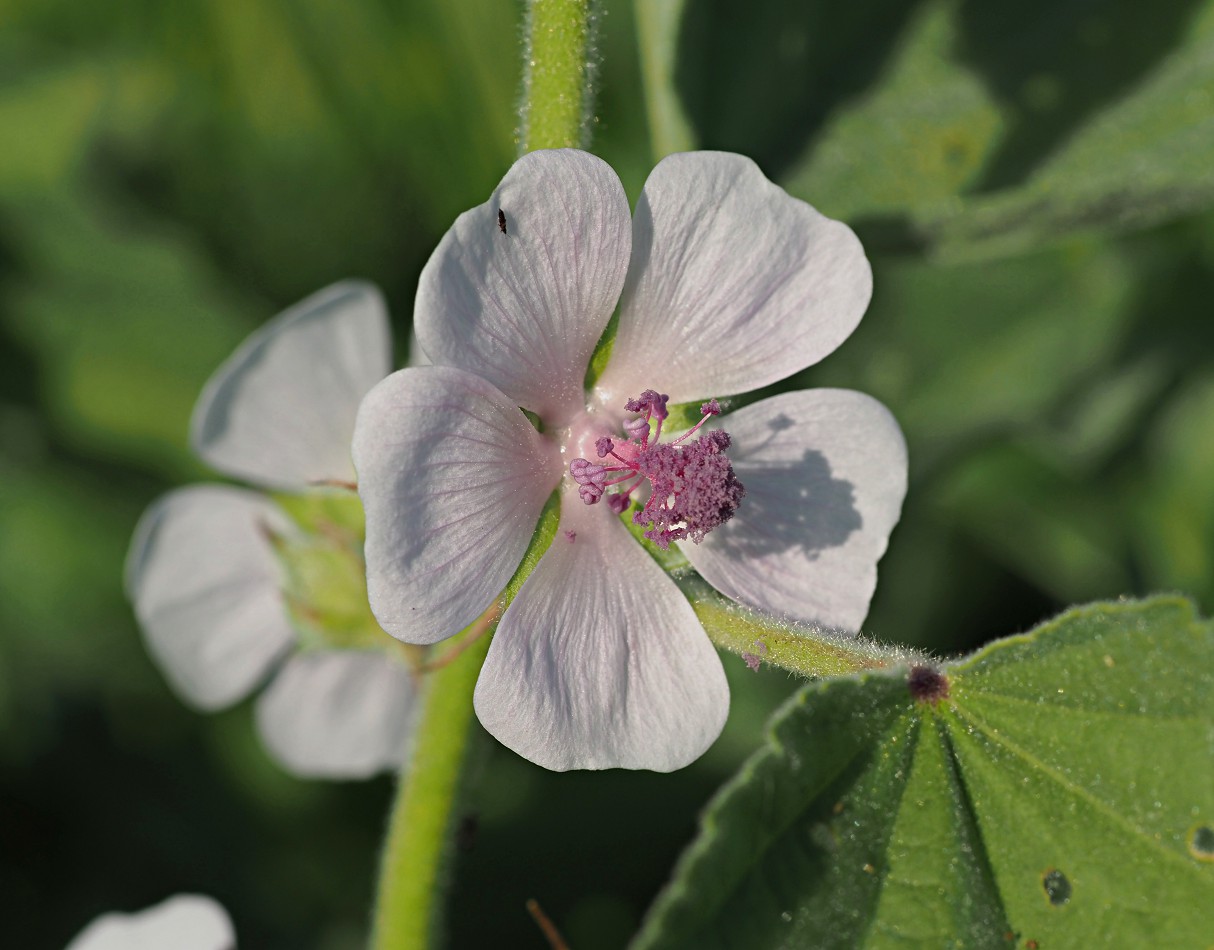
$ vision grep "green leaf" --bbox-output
[633,596,1213,949]
[733,0,1214,258]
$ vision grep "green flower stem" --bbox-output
[679,576,925,677]
[520,0,599,151]
[369,611,496,950]
[633,0,696,159]
[369,5,597,940]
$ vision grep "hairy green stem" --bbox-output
[520,0,600,151]
[369,10,598,943]
[369,617,494,950]
[679,575,926,677]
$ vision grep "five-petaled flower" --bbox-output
[354,149,907,772]
[126,283,416,779]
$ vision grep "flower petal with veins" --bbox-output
[416,149,632,425]
[354,366,561,644]
[474,492,729,772]
[596,152,871,407]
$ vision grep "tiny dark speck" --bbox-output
[1042,868,1071,906]
[498,209,507,234]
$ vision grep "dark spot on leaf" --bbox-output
[1042,868,1071,905]
[1188,824,1214,861]
[498,208,508,234]
[1025,941,1039,950]
[907,664,950,704]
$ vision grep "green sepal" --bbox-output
[265,488,386,652]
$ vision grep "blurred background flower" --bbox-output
[2,0,1212,947]
[125,281,416,781]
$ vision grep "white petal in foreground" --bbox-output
[67,894,235,950]
[255,650,415,780]
[416,149,632,425]
[354,367,561,645]
[681,389,907,632]
[597,152,871,407]
[192,280,393,490]
[474,492,729,771]
[126,486,295,710]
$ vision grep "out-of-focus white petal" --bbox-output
[681,389,907,631]
[66,894,235,950]
[595,152,871,407]
[474,492,728,771]
[126,486,295,710]
[191,280,392,490]
[416,149,632,425]
[255,650,415,780]
[353,367,561,645]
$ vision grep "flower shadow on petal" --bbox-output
[724,415,862,559]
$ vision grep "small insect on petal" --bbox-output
[498,209,508,234]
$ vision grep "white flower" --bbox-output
[66,895,234,950]
[353,150,907,772]
[126,283,415,779]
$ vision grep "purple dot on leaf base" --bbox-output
[907,664,949,704]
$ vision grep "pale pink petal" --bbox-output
[67,895,235,950]
[681,389,907,631]
[415,149,632,425]
[191,280,392,490]
[595,152,871,407]
[125,486,295,710]
[255,650,415,780]
[353,367,561,645]
[474,491,728,772]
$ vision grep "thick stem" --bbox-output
[369,612,495,950]
[369,7,597,942]
[520,0,599,151]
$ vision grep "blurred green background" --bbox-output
[2,0,1212,946]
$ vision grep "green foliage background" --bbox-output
[1,0,1212,946]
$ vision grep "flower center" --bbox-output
[569,390,745,549]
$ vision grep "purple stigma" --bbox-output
[568,392,745,548]
[569,457,607,505]
[624,390,669,420]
